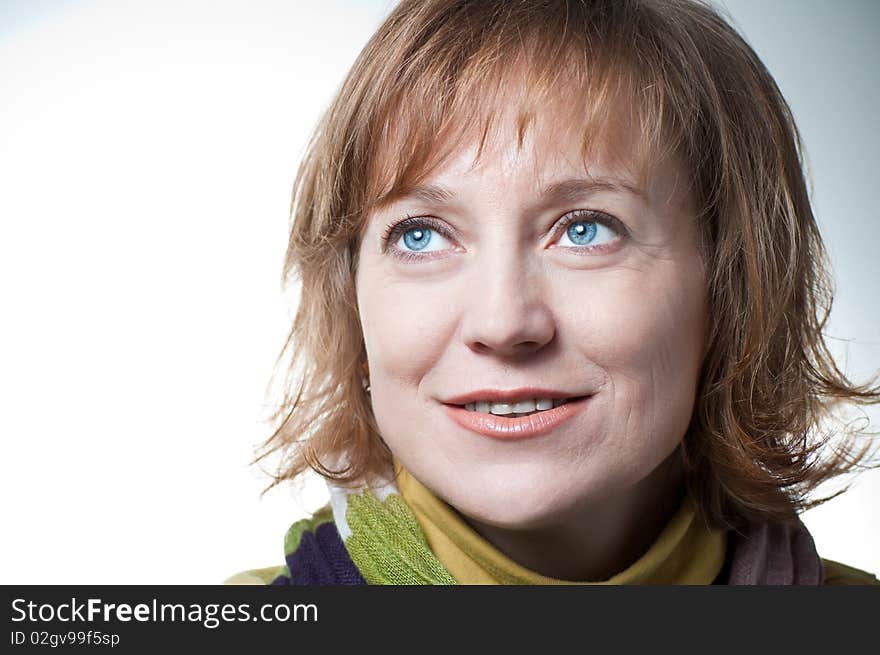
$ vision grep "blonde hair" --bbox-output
[257,0,880,529]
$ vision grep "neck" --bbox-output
[459,450,685,581]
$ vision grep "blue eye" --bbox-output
[555,215,618,249]
[403,227,432,251]
[566,221,597,245]
[394,223,453,254]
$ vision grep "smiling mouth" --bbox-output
[451,396,588,418]
[443,395,593,440]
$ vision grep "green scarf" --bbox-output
[328,475,457,585]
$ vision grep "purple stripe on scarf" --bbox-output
[721,518,824,585]
[271,522,366,585]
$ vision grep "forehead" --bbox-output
[424,114,634,188]
[365,72,671,215]
[367,90,676,220]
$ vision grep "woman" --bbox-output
[231,0,880,585]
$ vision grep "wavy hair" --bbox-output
[256,0,880,529]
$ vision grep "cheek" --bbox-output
[357,273,458,390]
[566,265,706,423]
[604,284,702,373]
[356,271,463,455]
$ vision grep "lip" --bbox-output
[442,395,592,440]
[443,387,580,405]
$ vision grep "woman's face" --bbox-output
[355,106,708,531]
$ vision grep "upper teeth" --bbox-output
[464,398,564,414]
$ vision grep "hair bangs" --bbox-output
[359,3,684,228]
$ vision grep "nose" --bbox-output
[459,250,556,358]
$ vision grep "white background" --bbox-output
[1,0,877,583]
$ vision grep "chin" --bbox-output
[442,475,589,531]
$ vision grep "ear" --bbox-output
[362,360,370,378]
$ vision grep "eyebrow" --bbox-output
[394,183,457,206]
[539,177,646,204]
[378,176,645,209]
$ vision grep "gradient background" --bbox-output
[1,0,877,583]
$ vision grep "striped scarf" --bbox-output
[269,473,823,585]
